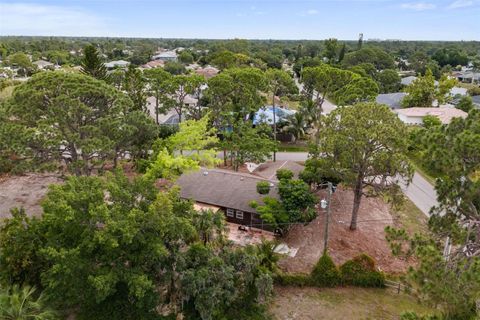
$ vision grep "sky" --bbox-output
[0,0,479,40]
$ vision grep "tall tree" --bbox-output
[144,68,172,124]
[301,64,378,141]
[265,68,297,161]
[386,112,480,319]
[4,71,156,175]
[80,44,107,80]
[376,69,401,93]
[402,69,436,108]
[123,65,147,112]
[165,74,204,123]
[312,102,413,230]
[323,38,338,64]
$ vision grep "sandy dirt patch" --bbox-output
[277,186,412,274]
[0,173,62,218]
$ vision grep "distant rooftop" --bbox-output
[396,107,468,124]
[376,92,406,109]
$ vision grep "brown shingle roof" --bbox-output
[176,169,278,213]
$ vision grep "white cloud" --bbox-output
[0,3,111,36]
[307,9,319,15]
[401,2,436,11]
[448,0,474,8]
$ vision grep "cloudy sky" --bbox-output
[0,0,479,40]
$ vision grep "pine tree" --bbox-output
[80,44,107,80]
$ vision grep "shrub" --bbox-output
[256,181,271,195]
[340,254,385,288]
[274,272,310,287]
[310,253,341,287]
[276,169,294,180]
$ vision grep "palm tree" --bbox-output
[193,209,227,245]
[255,240,279,272]
[284,112,307,141]
[0,285,57,320]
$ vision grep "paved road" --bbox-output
[399,172,438,216]
[274,152,438,216]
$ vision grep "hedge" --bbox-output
[275,253,385,289]
[274,272,310,287]
[339,254,386,288]
[310,254,341,287]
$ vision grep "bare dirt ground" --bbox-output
[277,186,413,274]
[0,173,62,218]
[270,286,434,320]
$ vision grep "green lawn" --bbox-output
[270,286,436,320]
[393,196,429,235]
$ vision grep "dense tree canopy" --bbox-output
[2,71,157,175]
[0,172,273,320]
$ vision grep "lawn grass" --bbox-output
[270,286,436,320]
[393,196,429,235]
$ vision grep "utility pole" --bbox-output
[322,182,333,254]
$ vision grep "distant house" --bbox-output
[145,96,179,125]
[104,60,130,69]
[195,66,219,79]
[33,60,54,70]
[376,92,407,109]
[141,60,165,69]
[253,106,296,126]
[176,169,278,230]
[452,71,480,84]
[400,76,417,86]
[450,86,468,96]
[152,51,178,62]
[395,107,468,125]
[401,75,439,86]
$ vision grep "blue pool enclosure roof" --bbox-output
[253,106,296,125]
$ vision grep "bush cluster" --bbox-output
[310,254,341,287]
[339,254,386,288]
[276,168,294,180]
[275,253,385,289]
[256,181,271,195]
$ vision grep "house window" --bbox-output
[226,208,234,217]
[236,210,244,220]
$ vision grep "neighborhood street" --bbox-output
[274,152,438,216]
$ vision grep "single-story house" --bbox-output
[450,86,468,96]
[176,169,278,230]
[401,76,417,86]
[401,75,439,86]
[195,66,219,79]
[452,71,480,84]
[376,92,407,109]
[104,60,130,69]
[141,60,165,69]
[33,60,54,70]
[152,51,178,62]
[395,107,468,125]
